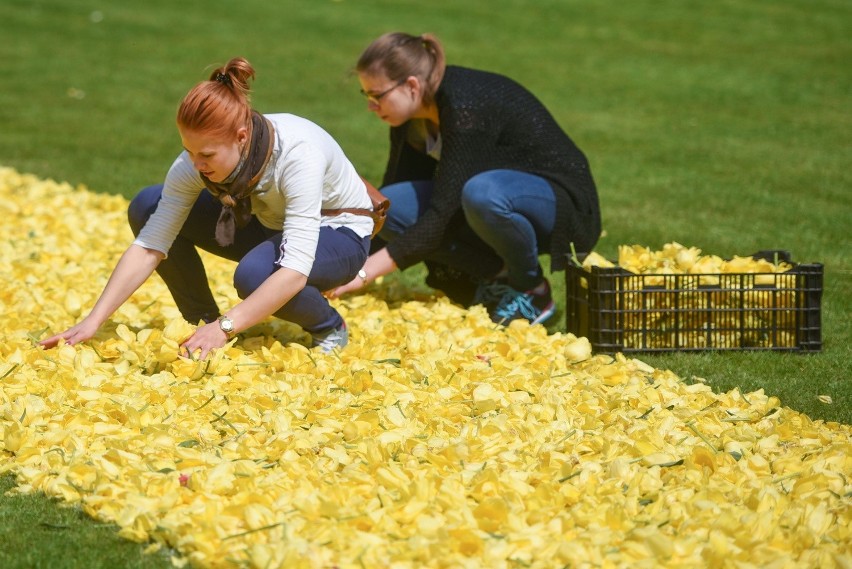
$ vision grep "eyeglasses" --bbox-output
[359,79,406,104]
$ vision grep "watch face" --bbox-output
[219,317,234,333]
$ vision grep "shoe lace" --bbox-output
[494,290,540,322]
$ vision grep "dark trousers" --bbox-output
[128,185,369,333]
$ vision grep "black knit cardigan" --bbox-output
[382,65,601,275]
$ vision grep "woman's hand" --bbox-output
[326,275,366,299]
[39,316,102,349]
[180,322,230,360]
[326,247,397,299]
[178,267,307,359]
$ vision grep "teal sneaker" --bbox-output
[491,280,555,325]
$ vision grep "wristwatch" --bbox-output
[358,269,368,285]
[217,315,236,339]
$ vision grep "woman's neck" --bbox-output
[413,102,439,127]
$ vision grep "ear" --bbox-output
[405,76,422,99]
[236,126,249,146]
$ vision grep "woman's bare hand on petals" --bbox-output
[326,275,365,299]
[180,322,229,359]
[39,317,102,349]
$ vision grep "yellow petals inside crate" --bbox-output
[566,244,823,353]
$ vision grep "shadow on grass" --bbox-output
[0,474,175,569]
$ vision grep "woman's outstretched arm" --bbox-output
[39,244,163,348]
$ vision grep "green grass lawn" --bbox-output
[0,475,176,569]
[0,0,849,566]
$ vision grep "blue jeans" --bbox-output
[380,170,556,291]
[128,185,369,333]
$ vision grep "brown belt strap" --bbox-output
[321,207,375,217]
[321,177,389,238]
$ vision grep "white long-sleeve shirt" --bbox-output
[134,113,373,276]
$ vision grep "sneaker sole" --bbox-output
[530,301,556,325]
[495,300,556,326]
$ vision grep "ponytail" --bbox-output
[177,57,255,140]
[419,34,446,101]
[357,32,446,105]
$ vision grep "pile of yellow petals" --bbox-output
[583,242,794,277]
[1,167,850,568]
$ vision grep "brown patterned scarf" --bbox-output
[199,111,274,246]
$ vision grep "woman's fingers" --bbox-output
[39,322,95,349]
[39,333,66,349]
[180,323,227,360]
[325,277,363,299]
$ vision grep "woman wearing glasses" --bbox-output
[41,57,374,357]
[330,32,601,326]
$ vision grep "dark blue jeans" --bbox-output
[380,169,556,291]
[128,185,369,333]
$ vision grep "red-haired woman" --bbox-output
[41,57,374,356]
[331,33,601,326]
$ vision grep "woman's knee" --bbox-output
[231,236,281,298]
[233,260,272,300]
[380,180,432,237]
[462,174,507,226]
[127,185,163,236]
[383,201,412,232]
[461,172,505,215]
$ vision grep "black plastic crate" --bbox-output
[565,250,823,353]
